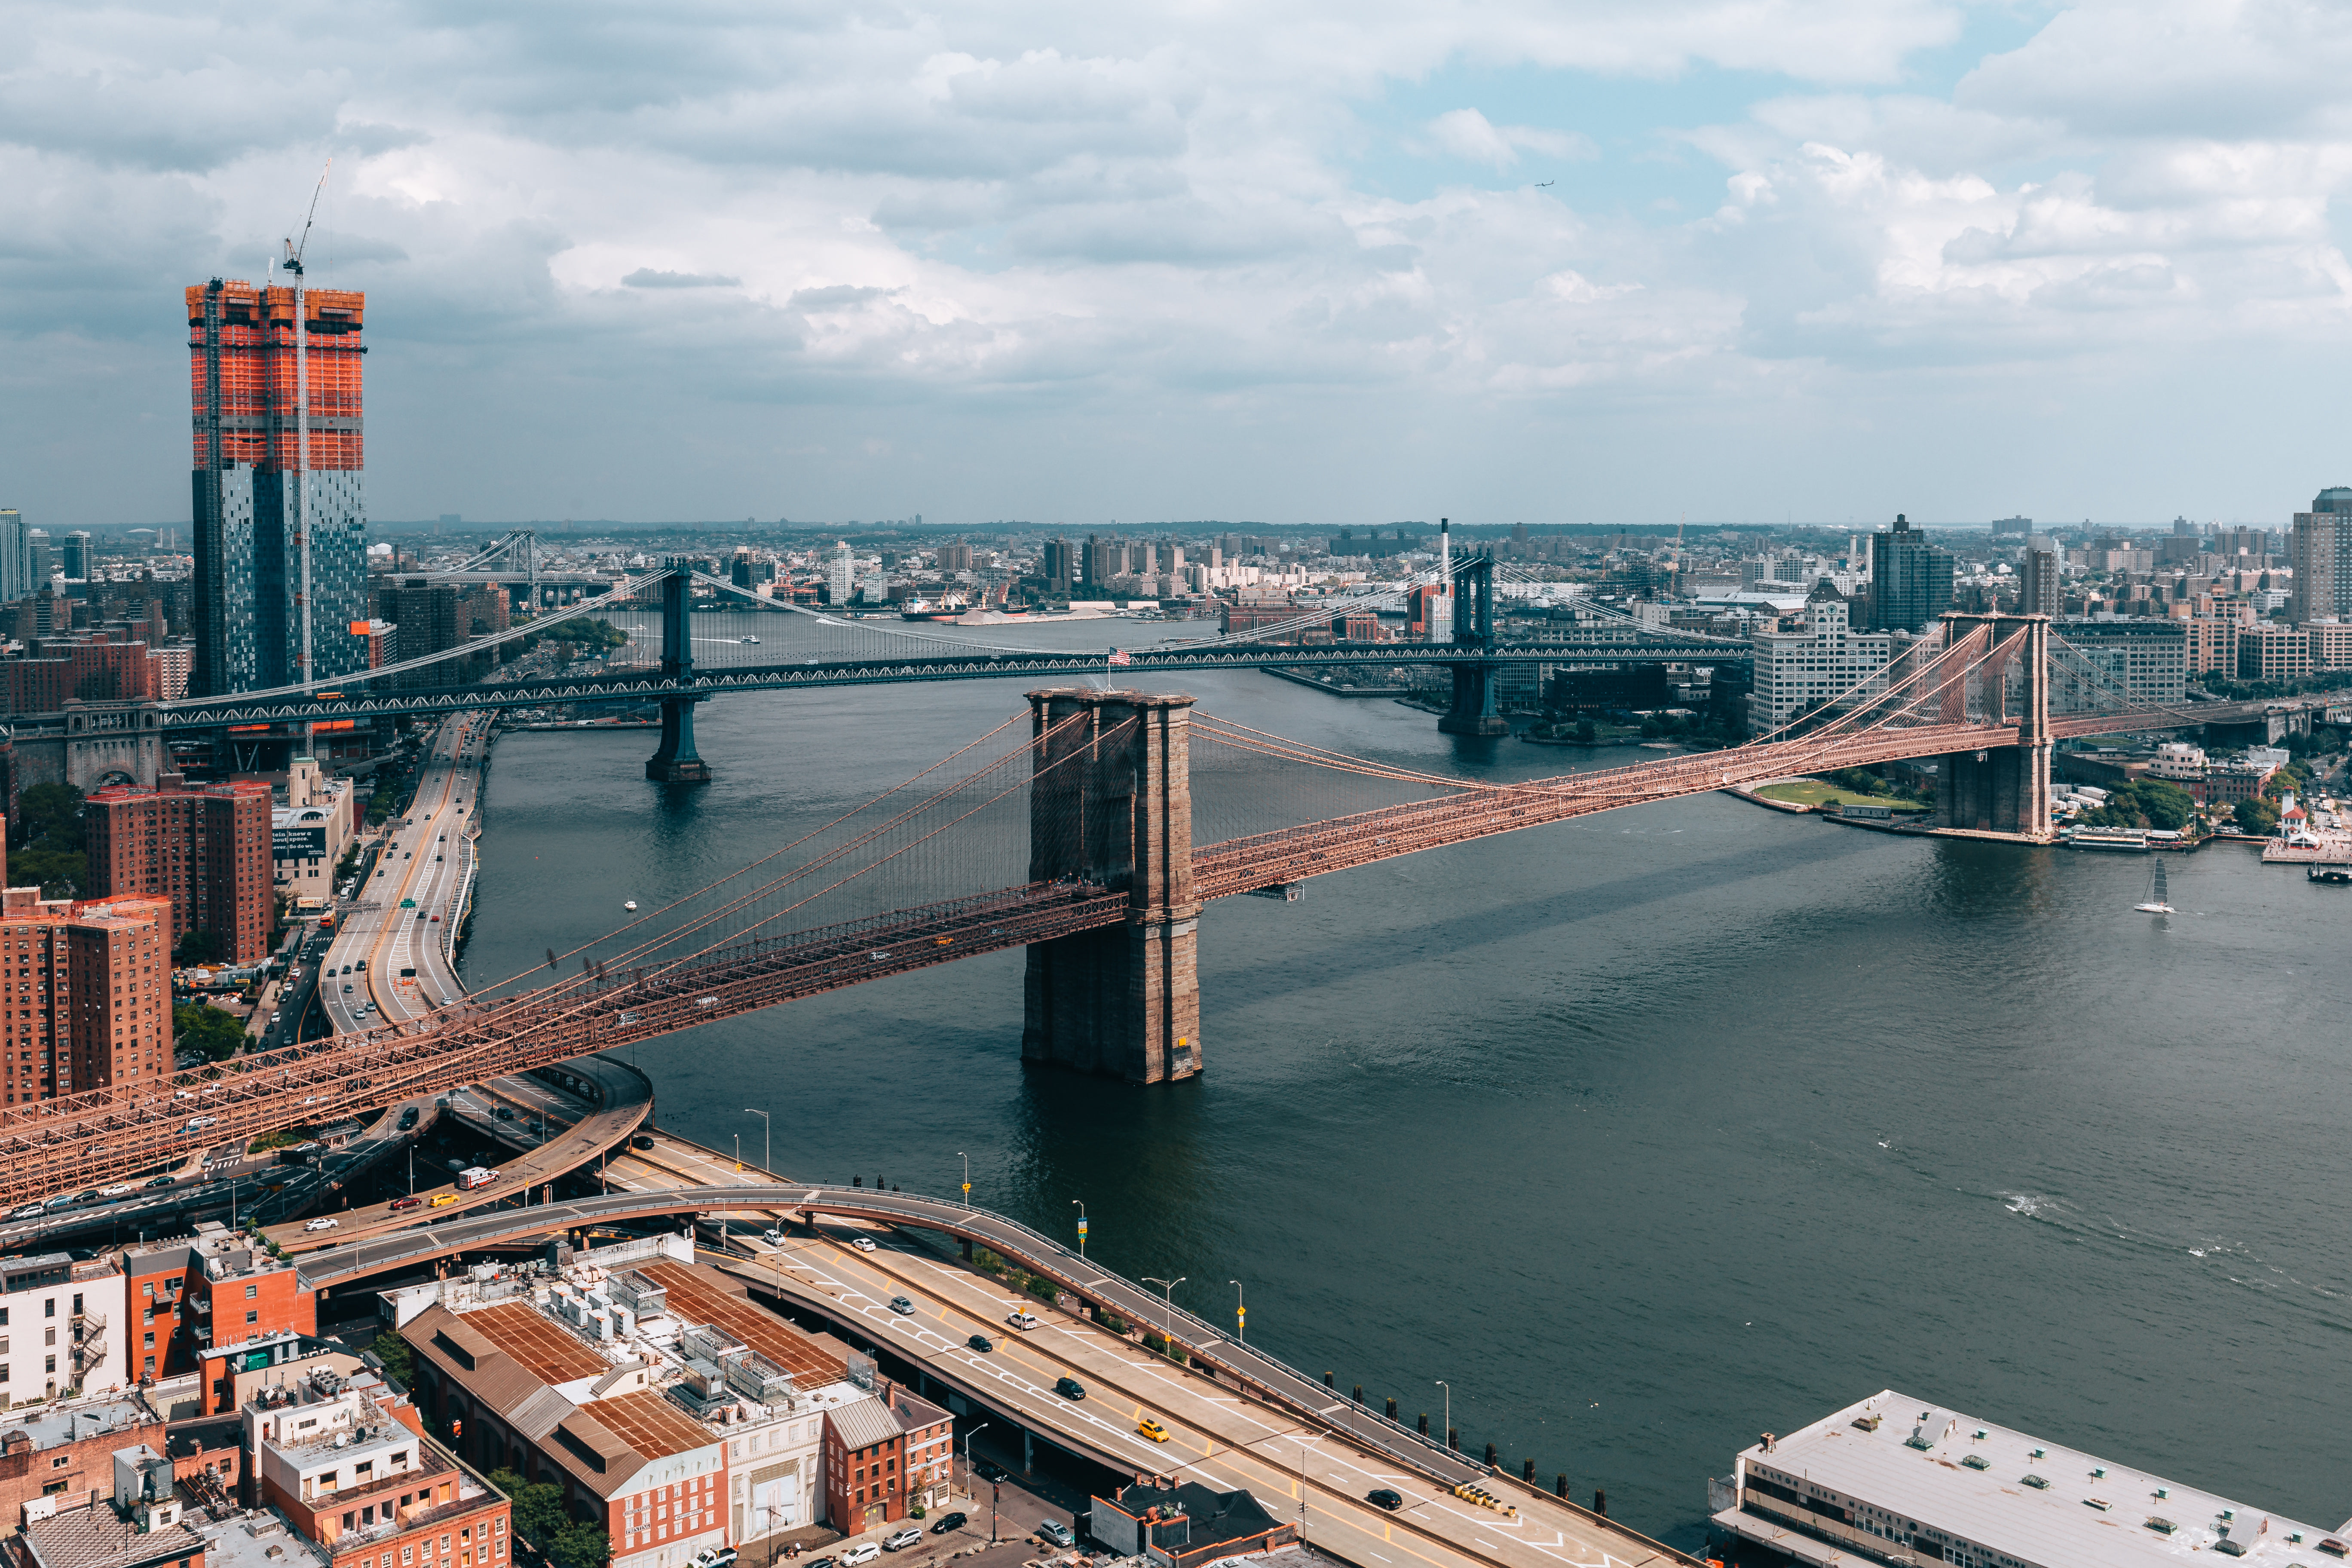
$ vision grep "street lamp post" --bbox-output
[744,1107,769,1175]
[1072,1198,1087,1257]
[1436,1381,1451,1453]
[1229,1279,1245,1344]
[958,1151,971,1207]
[963,1424,990,1502]
[1142,1276,1186,1354]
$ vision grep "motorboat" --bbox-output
[623,899,639,912]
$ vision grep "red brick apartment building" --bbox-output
[84,778,272,962]
[0,891,172,1103]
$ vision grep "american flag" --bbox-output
[1108,648,1131,667]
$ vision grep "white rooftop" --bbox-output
[1728,1390,2343,1568]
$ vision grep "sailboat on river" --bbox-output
[2134,856,2174,915]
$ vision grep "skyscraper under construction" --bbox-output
[185,277,371,695]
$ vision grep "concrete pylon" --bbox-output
[1021,688,1201,1083]
[1934,612,2052,839]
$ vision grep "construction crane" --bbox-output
[285,162,330,712]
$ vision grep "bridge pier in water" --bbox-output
[1021,687,1202,1084]
[1934,612,2053,838]
[1437,554,1509,737]
[645,564,712,783]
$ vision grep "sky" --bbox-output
[6,0,2352,531]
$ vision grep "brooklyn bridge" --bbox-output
[0,589,2204,1206]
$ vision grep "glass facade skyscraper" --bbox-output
[186,278,371,696]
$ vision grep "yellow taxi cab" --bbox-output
[429,1193,461,1208]
[1136,1419,1169,1443]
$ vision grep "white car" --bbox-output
[1005,1310,1041,1331]
[842,1546,882,1567]
[760,1228,788,1246]
[97,1182,136,1198]
[850,1236,877,1253]
[303,1218,339,1232]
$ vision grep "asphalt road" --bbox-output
[325,714,486,1033]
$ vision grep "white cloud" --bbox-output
[0,0,2349,525]
[1425,108,1596,170]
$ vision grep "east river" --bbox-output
[460,610,2352,1553]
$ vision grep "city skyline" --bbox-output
[6,4,2352,530]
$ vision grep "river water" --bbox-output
[461,611,2352,1553]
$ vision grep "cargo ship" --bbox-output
[900,593,969,621]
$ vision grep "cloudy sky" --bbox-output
[6,0,2351,530]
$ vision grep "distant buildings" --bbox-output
[1747,585,1902,732]
[1863,514,1954,632]
[2049,619,2187,708]
[2018,548,2060,618]
[2289,486,2352,623]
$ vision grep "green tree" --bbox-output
[2131,780,2196,831]
[2235,798,2279,835]
[12,782,87,897]
[173,1002,247,1061]
[491,1473,571,1553]
[1573,718,1597,744]
[368,1329,414,1390]
[175,928,224,966]
[549,1525,611,1568]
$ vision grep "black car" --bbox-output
[967,1333,994,1353]
[972,1459,1008,1483]
[398,1108,420,1131]
[1366,1489,1404,1512]
[632,1135,656,1150]
[929,1514,967,1536]
[1054,1377,1085,1400]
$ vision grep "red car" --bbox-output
[389,1195,424,1212]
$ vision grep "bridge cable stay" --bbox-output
[165,567,675,710]
[1183,628,2024,848]
[424,711,1131,1041]
[1192,624,2016,807]
[2045,631,2214,729]
[0,709,1102,1149]
[1485,559,1758,649]
[428,528,538,579]
[457,709,1040,995]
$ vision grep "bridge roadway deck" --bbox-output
[149,639,1748,730]
[297,1183,1693,1568]
[0,722,2041,1202]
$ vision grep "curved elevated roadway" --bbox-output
[270,1053,652,1255]
[297,1183,1694,1568]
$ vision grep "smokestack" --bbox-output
[1439,517,1451,587]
